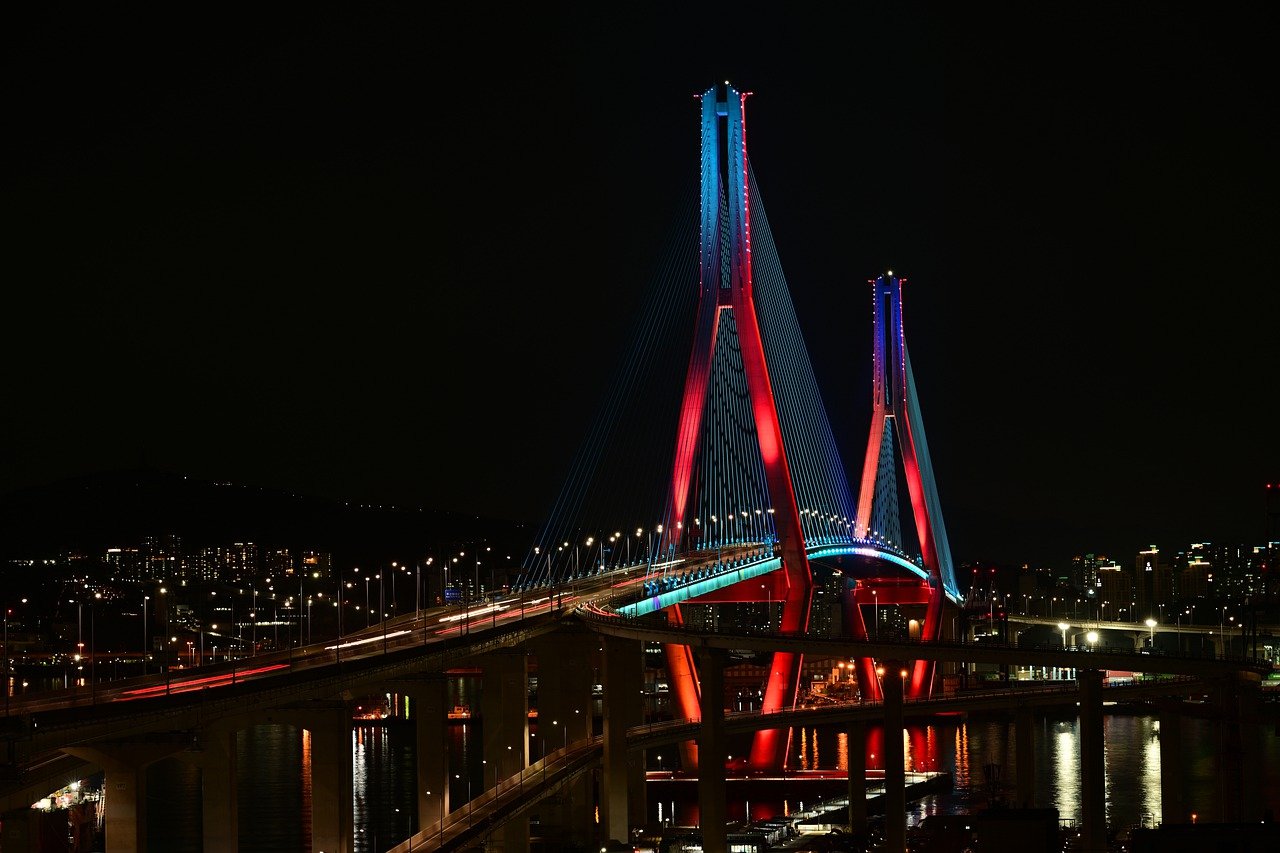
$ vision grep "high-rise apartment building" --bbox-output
[300,551,333,580]
[1096,563,1132,617]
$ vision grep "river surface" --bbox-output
[75,683,1280,849]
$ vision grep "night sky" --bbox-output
[6,4,1277,567]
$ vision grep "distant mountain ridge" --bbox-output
[0,468,529,566]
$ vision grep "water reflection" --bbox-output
[118,694,1280,846]
[652,713,1280,831]
[238,724,308,853]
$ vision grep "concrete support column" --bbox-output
[1015,708,1035,808]
[847,719,867,835]
[602,635,643,847]
[533,631,594,847]
[62,743,183,853]
[481,651,529,853]
[404,677,450,835]
[628,744,647,831]
[304,704,352,853]
[101,759,147,853]
[196,727,238,853]
[1157,699,1184,824]
[1078,669,1106,853]
[1237,674,1263,822]
[883,662,906,853]
[695,646,727,853]
[1218,673,1264,823]
[482,651,529,784]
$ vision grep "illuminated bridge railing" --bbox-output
[614,539,939,617]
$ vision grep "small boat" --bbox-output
[447,705,471,721]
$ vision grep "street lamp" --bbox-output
[873,589,879,639]
[364,576,372,628]
[390,562,398,617]
[1058,622,1069,649]
[1086,630,1098,652]
[142,594,150,675]
[3,603,10,715]
[1145,618,1157,646]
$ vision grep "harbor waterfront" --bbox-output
[40,676,1261,850]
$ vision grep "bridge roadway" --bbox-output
[2,548,1271,852]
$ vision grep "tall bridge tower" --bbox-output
[661,82,813,771]
[852,273,960,697]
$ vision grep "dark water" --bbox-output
[650,711,1280,831]
[140,702,1280,849]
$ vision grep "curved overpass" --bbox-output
[617,539,959,618]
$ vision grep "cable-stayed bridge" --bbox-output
[8,83,1272,853]
[520,82,961,771]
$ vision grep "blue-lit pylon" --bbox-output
[660,83,813,773]
[853,273,959,698]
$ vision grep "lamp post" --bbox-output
[142,594,150,675]
[1145,618,1157,648]
[90,592,101,702]
[3,603,9,715]
[1058,622,1069,650]
[873,589,879,639]
[1086,630,1098,652]
[364,576,372,628]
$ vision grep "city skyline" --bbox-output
[6,5,1276,569]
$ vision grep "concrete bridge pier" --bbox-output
[480,650,530,853]
[695,646,728,853]
[1157,699,1184,824]
[401,676,450,835]
[1217,672,1264,822]
[62,740,187,853]
[300,702,353,853]
[846,719,867,836]
[601,635,643,846]
[532,631,594,846]
[179,725,238,853]
[1078,669,1106,853]
[882,662,906,853]
[1015,707,1035,808]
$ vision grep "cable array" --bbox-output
[519,169,860,587]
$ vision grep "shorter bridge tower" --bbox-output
[851,273,960,699]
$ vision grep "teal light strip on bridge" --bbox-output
[617,558,782,617]
[615,543,960,617]
[807,544,929,582]
[809,544,963,605]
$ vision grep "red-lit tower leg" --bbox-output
[854,274,958,699]
[660,83,813,773]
